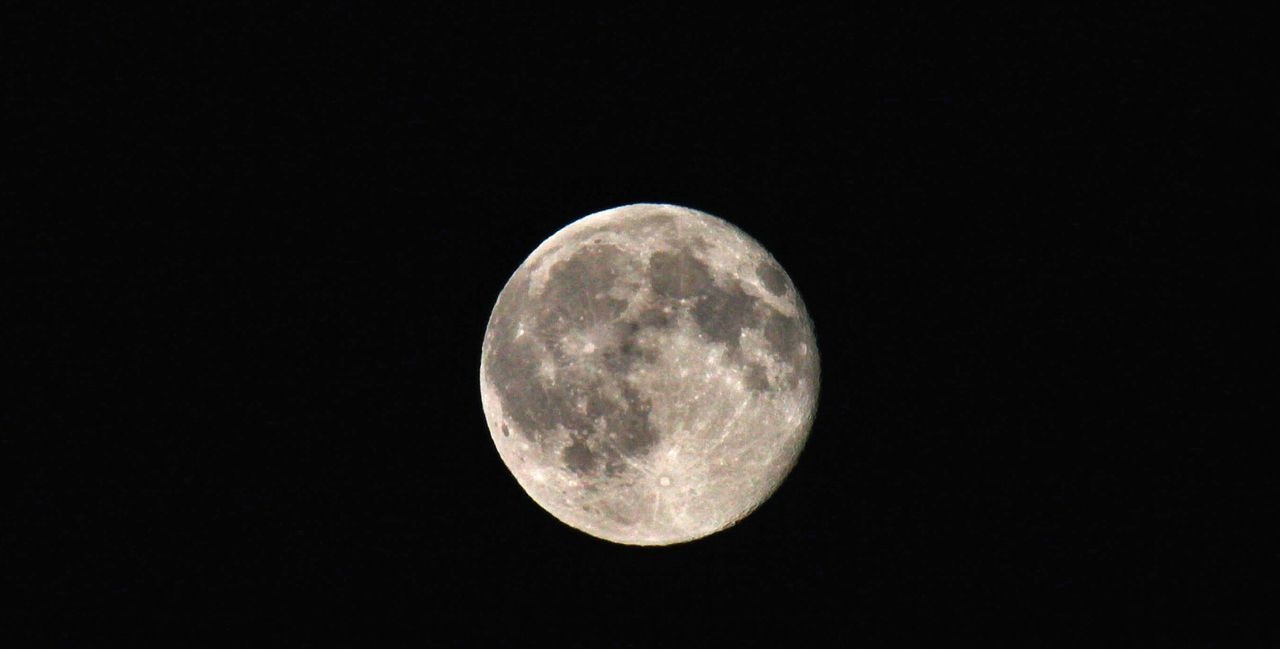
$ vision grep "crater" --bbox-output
[756,261,789,296]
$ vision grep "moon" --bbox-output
[479,204,819,545]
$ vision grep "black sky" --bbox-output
[7,4,1271,646]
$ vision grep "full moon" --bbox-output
[479,204,819,545]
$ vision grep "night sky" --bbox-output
[9,4,1269,645]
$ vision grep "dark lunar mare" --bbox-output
[644,246,807,389]
[485,243,662,476]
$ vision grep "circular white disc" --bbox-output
[480,204,819,545]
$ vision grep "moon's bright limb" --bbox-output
[479,204,819,545]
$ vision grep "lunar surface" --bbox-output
[479,204,819,545]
